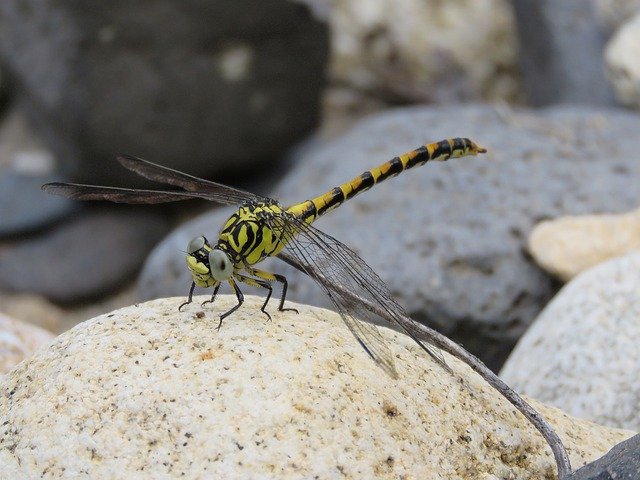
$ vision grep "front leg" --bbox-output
[178,282,196,311]
[201,283,221,308]
[218,278,244,331]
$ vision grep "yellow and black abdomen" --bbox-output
[286,137,486,224]
[218,202,290,266]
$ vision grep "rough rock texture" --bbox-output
[605,12,640,109]
[512,0,615,106]
[500,253,640,431]
[0,209,169,303]
[138,104,640,370]
[0,296,633,479]
[568,434,640,480]
[0,0,328,184]
[329,0,520,104]
[528,207,640,281]
[0,312,54,375]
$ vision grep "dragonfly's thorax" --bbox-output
[218,201,289,266]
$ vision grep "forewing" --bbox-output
[41,183,219,204]
[117,154,265,206]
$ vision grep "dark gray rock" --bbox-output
[0,209,169,303]
[568,434,640,480]
[0,0,328,185]
[137,104,640,370]
[512,0,615,106]
[0,170,74,237]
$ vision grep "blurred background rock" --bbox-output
[0,0,639,373]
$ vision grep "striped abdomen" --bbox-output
[286,138,487,223]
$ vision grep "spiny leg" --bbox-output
[246,267,299,314]
[178,282,196,311]
[201,283,221,308]
[218,278,244,331]
[235,273,274,321]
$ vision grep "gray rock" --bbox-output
[0,209,169,303]
[0,0,328,185]
[567,434,640,480]
[512,0,615,106]
[0,170,74,237]
[500,253,640,431]
[137,104,640,369]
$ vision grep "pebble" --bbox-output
[0,296,633,478]
[528,207,640,281]
[605,12,640,109]
[500,252,640,431]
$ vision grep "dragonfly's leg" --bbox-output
[218,278,244,331]
[235,273,273,322]
[247,267,299,314]
[178,282,196,311]
[201,283,221,308]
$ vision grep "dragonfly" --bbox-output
[43,138,486,378]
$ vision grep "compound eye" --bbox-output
[209,249,233,281]
[187,236,206,254]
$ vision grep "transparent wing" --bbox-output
[117,154,265,205]
[42,155,266,206]
[270,214,446,378]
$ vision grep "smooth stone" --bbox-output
[0,312,54,375]
[605,12,640,109]
[594,0,640,33]
[500,253,640,431]
[0,170,74,237]
[568,434,640,480]
[528,207,640,281]
[511,0,615,105]
[0,209,169,303]
[0,296,633,478]
[329,0,521,104]
[0,1,328,185]
[138,104,640,370]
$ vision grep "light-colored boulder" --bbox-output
[501,253,640,431]
[0,296,633,479]
[605,12,640,108]
[528,207,640,281]
[0,312,55,375]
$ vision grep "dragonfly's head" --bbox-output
[185,235,233,287]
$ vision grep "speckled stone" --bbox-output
[0,296,632,479]
[0,312,54,375]
[500,253,640,431]
[528,207,640,281]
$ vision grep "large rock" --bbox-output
[500,253,640,432]
[605,12,640,109]
[0,0,328,184]
[528,207,640,281]
[0,296,633,478]
[568,434,640,480]
[0,312,54,375]
[328,0,521,104]
[138,104,640,370]
[512,0,615,106]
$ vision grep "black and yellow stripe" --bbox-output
[287,138,486,223]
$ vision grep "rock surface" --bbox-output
[567,433,640,480]
[329,0,520,104]
[500,253,640,432]
[605,12,640,109]
[0,209,169,303]
[0,0,328,184]
[0,296,633,479]
[528,207,640,281]
[138,104,640,370]
[512,0,615,105]
[0,312,54,375]
[594,0,640,33]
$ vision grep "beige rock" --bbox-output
[0,296,632,479]
[605,12,640,108]
[0,312,55,375]
[528,207,640,281]
[329,0,521,105]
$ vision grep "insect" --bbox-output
[43,138,486,377]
